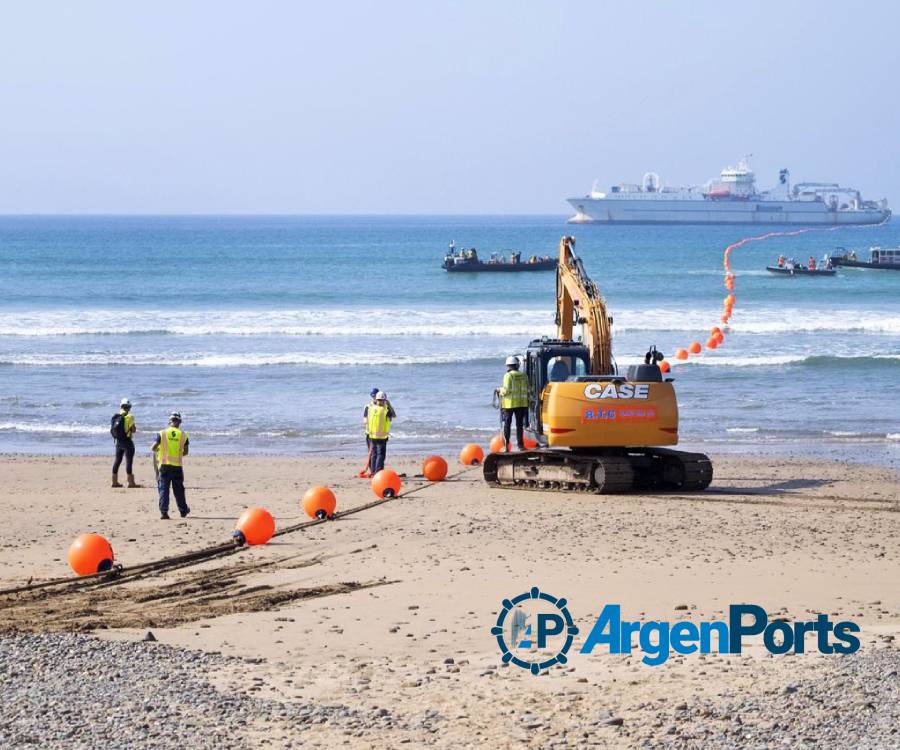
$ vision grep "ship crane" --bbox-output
[482,236,713,494]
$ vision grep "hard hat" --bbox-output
[169,412,182,421]
[505,356,519,366]
[375,391,387,400]
[120,398,131,407]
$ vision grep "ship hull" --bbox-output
[567,198,890,226]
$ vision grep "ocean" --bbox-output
[1,215,898,467]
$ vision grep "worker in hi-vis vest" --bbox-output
[111,397,139,488]
[364,391,395,476]
[499,355,529,451]
[150,412,190,520]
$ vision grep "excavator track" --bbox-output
[483,448,712,494]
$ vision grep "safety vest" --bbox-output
[501,370,529,409]
[158,427,187,467]
[366,404,392,440]
[122,412,135,438]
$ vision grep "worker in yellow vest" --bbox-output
[364,391,395,475]
[498,355,529,451]
[111,397,139,488]
[150,412,190,520]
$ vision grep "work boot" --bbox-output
[112,472,123,488]
[126,474,140,488]
[160,512,170,520]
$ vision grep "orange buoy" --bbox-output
[725,294,736,306]
[710,326,721,336]
[705,337,718,349]
[460,443,484,466]
[372,469,402,498]
[675,348,689,361]
[302,485,337,519]
[422,455,448,481]
[68,533,114,576]
[713,331,725,344]
[659,360,671,373]
[720,314,730,323]
[489,434,508,453]
[234,507,275,546]
[522,435,538,450]
[689,341,702,354]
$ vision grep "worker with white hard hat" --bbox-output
[110,397,139,488]
[150,412,190,520]
[498,355,529,451]
[364,391,396,476]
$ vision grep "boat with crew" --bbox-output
[767,254,836,276]
[830,246,900,271]
[568,158,890,225]
[442,243,555,272]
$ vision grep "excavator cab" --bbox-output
[524,338,590,443]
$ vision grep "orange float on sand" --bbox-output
[68,533,114,576]
[302,485,337,519]
[422,455,448,481]
[372,469,402,498]
[675,348,689,361]
[234,507,275,546]
[689,341,702,354]
[460,443,484,466]
[489,434,508,453]
[522,435,539,450]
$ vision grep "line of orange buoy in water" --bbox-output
[660,219,887,372]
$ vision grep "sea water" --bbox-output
[0,215,897,467]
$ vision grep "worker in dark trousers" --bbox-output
[364,391,395,475]
[151,412,190,520]
[111,397,140,487]
[499,355,529,451]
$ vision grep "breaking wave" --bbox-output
[2,307,899,337]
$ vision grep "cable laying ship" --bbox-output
[567,158,890,225]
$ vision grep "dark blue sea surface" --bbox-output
[0,215,897,466]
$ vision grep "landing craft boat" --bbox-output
[568,158,890,225]
[830,246,900,271]
[442,244,555,272]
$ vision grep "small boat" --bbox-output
[766,264,836,276]
[442,244,555,273]
[830,246,900,271]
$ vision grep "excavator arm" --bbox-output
[555,236,613,375]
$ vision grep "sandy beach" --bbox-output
[1,453,898,747]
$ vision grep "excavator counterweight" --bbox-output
[483,237,712,493]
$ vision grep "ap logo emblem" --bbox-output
[491,587,578,674]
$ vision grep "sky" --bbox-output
[1,1,898,214]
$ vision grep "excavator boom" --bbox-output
[556,236,613,374]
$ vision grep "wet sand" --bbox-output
[1,454,898,748]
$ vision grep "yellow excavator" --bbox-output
[483,236,713,493]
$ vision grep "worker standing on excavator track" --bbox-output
[498,355,529,451]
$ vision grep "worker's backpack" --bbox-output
[110,413,128,442]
